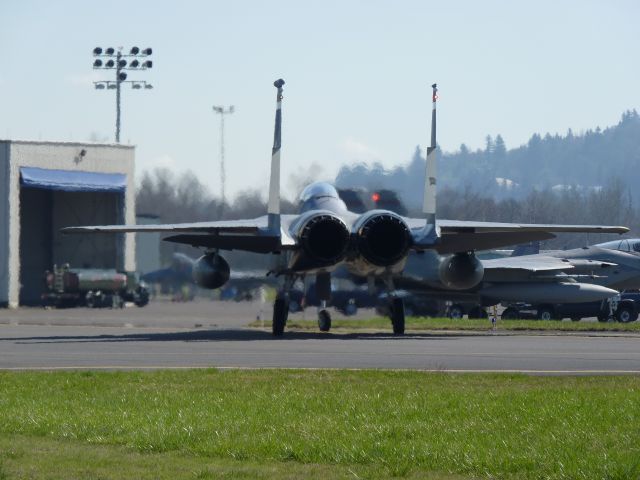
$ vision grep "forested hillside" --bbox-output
[336,110,640,208]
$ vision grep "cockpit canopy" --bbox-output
[596,239,640,253]
[299,182,340,203]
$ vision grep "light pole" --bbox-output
[212,105,235,213]
[93,46,153,143]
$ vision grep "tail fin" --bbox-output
[422,83,437,225]
[268,79,285,232]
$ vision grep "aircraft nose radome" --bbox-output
[574,283,619,302]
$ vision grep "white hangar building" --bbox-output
[0,140,136,307]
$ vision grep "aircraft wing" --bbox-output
[406,218,629,253]
[62,217,268,234]
[482,255,617,273]
[62,215,299,253]
[436,219,629,234]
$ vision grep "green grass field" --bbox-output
[250,316,640,332]
[1,370,639,479]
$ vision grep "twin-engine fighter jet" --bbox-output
[480,239,640,302]
[63,80,629,335]
[394,239,640,316]
[478,240,640,303]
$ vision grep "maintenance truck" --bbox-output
[42,264,150,308]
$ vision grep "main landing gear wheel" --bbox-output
[537,305,556,321]
[272,297,289,336]
[448,304,464,319]
[318,309,332,332]
[616,306,635,323]
[390,298,405,335]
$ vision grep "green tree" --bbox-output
[494,134,506,159]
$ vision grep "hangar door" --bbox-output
[19,167,126,305]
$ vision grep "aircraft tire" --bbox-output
[391,298,405,335]
[448,304,464,319]
[318,309,332,332]
[501,307,519,320]
[344,301,358,316]
[272,297,289,336]
[85,292,97,309]
[616,305,635,323]
[537,305,557,321]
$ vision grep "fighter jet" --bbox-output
[63,80,628,335]
[478,240,640,303]
[394,238,640,319]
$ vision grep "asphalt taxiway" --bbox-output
[1,301,639,374]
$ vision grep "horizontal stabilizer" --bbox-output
[61,217,272,235]
[435,220,629,234]
[433,231,555,254]
[164,234,282,253]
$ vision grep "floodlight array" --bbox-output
[93,80,153,90]
[93,46,153,71]
[91,46,154,142]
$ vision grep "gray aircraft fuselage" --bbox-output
[523,245,640,292]
[397,242,640,305]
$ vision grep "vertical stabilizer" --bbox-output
[268,79,285,232]
[422,83,438,225]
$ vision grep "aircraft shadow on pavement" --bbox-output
[0,328,462,344]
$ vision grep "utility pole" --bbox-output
[212,105,235,213]
[93,46,154,143]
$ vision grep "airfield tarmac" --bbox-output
[1,300,639,374]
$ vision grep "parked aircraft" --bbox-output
[141,252,194,288]
[63,80,628,335]
[142,252,275,299]
[479,240,640,302]
[395,238,640,319]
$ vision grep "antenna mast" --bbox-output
[212,105,235,215]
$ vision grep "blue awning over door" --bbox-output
[20,167,126,192]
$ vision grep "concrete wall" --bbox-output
[0,140,136,307]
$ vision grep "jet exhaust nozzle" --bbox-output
[354,211,412,267]
[439,252,484,290]
[296,213,350,264]
[193,253,230,289]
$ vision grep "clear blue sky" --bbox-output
[1,0,637,199]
